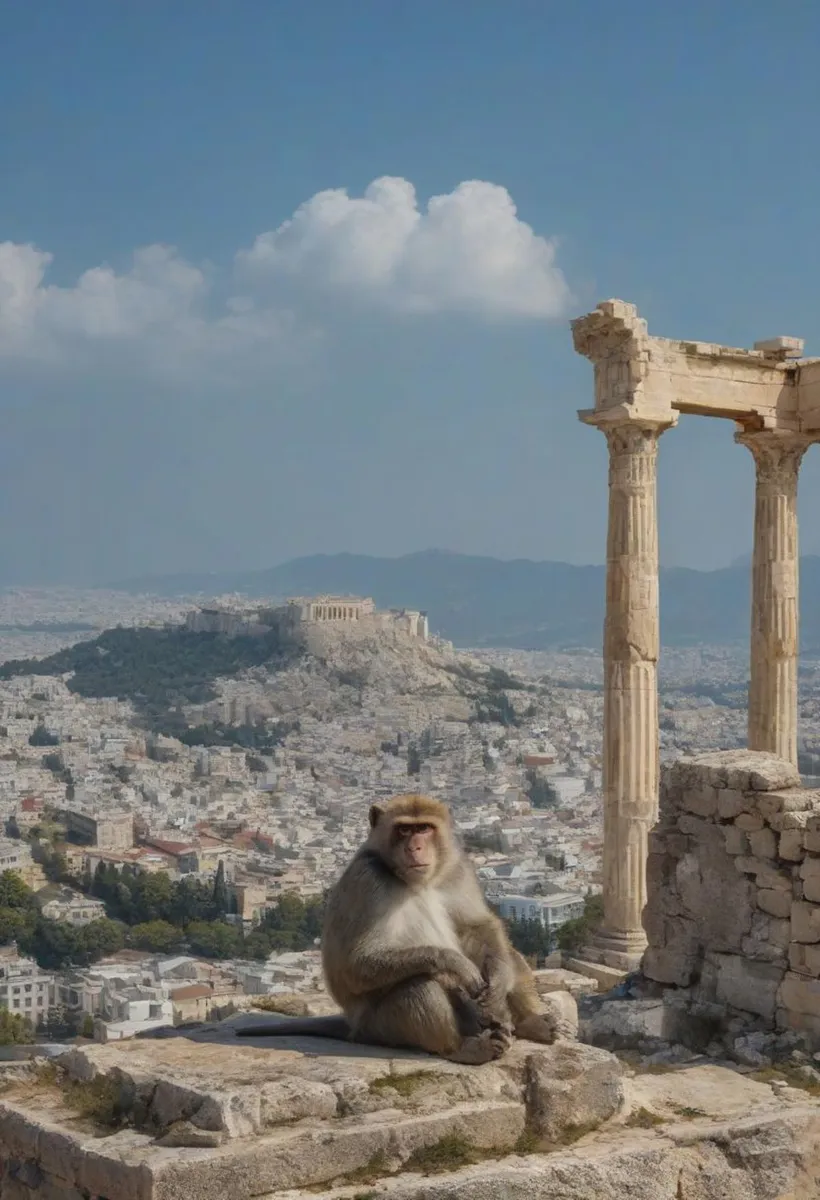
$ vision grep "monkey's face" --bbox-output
[391,820,439,884]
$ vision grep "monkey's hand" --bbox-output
[435,951,485,998]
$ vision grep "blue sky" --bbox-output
[2,0,820,583]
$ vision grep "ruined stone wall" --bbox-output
[644,749,820,1039]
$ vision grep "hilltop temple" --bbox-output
[184,594,429,641]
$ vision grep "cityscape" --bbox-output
[0,582,815,1043]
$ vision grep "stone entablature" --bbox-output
[644,749,820,1040]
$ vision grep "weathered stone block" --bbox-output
[800,857,820,881]
[736,812,765,832]
[757,789,813,822]
[723,825,748,856]
[670,750,798,794]
[742,910,789,962]
[799,858,820,903]
[714,954,784,1019]
[769,810,812,832]
[791,900,820,944]
[525,1042,625,1141]
[755,863,793,892]
[748,827,778,860]
[642,914,700,987]
[788,942,820,977]
[746,758,802,791]
[779,828,806,861]
[779,972,820,1019]
[804,832,820,854]
[779,1006,820,1037]
[756,888,792,919]
[717,788,747,820]
[678,813,714,840]
[681,784,718,818]
[664,832,690,858]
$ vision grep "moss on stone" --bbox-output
[403,1133,483,1174]
[62,1074,127,1129]
[625,1106,665,1129]
[369,1070,442,1098]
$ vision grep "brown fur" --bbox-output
[240,795,558,1061]
[319,794,558,1062]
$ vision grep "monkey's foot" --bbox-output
[446,1024,513,1065]
[513,1013,558,1045]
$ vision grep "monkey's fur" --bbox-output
[239,795,570,1063]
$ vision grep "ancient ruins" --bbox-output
[185,595,430,641]
[572,300,820,970]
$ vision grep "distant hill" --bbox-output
[107,550,820,652]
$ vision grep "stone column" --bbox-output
[585,418,671,970]
[735,430,814,767]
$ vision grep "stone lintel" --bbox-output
[796,359,820,434]
[754,336,805,359]
[572,301,805,432]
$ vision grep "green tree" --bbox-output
[243,931,272,960]
[0,906,36,945]
[406,743,422,776]
[212,861,229,915]
[556,893,605,953]
[0,1008,34,1045]
[40,1004,75,1041]
[79,918,125,960]
[129,920,183,954]
[80,1014,95,1039]
[129,872,174,923]
[525,769,560,809]
[186,920,243,959]
[29,723,60,747]
[0,871,36,912]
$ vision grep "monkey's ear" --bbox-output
[369,804,385,829]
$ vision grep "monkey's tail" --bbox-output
[235,1014,351,1039]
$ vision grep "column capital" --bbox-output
[571,299,649,364]
[579,409,678,443]
[734,428,815,490]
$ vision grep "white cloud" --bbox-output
[0,177,571,378]
[239,176,571,319]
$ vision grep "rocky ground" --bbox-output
[3,1010,820,1199]
[194,621,541,730]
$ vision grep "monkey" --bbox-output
[237,794,565,1063]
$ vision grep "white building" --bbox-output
[0,946,53,1021]
[57,962,174,1041]
[495,892,585,930]
[0,839,34,874]
[38,886,107,926]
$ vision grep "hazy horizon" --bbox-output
[0,545,774,593]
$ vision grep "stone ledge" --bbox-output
[270,1105,820,1199]
[3,1029,819,1200]
[0,1029,624,1200]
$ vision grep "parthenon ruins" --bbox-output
[572,299,820,970]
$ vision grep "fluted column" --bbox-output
[587,419,670,970]
[736,430,813,767]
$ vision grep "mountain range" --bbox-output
[108,550,820,652]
